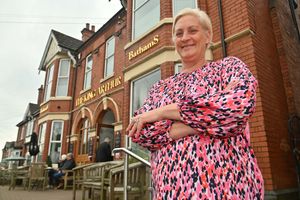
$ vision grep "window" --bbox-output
[25,118,34,140]
[37,123,46,162]
[56,59,70,96]
[133,0,160,39]
[84,54,93,90]
[173,0,197,16]
[130,68,161,158]
[49,121,63,164]
[131,69,161,112]
[174,63,183,73]
[104,36,115,78]
[79,118,90,155]
[44,64,54,101]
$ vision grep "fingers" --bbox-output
[126,117,141,138]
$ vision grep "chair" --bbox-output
[27,162,47,191]
[104,162,148,200]
[72,163,94,200]
[8,165,29,190]
[0,169,10,185]
[288,115,300,199]
[61,169,74,190]
[81,161,124,200]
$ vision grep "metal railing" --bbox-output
[112,147,151,200]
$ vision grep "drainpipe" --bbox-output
[217,0,227,57]
[288,0,300,40]
[67,52,79,153]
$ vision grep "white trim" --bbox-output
[104,36,115,78]
[172,0,198,16]
[174,62,183,74]
[84,54,93,90]
[129,68,160,148]
[55,59,70,97]
[48,120,64,156]
[44,64,54,102]
[132,0,160,40]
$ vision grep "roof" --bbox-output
[77,8,126,51]
[16,103,40,127]
[38,30,83,71]
[28,103,39,115]
[3,142,15,149]
[51,30,83,52]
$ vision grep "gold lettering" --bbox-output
[115,76,121,86]
[128,35,160,60]
[40,105,48,113]
[128,51,134,60]
[153,35,159,43]
[110,79,115,89]
[75,76,123,107]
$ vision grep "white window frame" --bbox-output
[172,0,198,16]
[37,122,46,162]
[104,36,115,78]
[44,64,54,101]
[132,0,160,39]
[56,59,70,96]
[26,119,34,138]
[129,68,161,149]
[174,63,183,74]
[48,120,64,156]
[84,54,93,90]
[79,118,90,155]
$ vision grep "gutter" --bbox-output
[67,53,79,152]
[217,0,227,57]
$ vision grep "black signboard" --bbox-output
[88,138,93,156]
[115,131,121,148]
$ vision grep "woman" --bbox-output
[127,8,264,199]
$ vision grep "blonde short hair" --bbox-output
[172,8,213,44]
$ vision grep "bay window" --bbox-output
[56,59,70,96]
[133,0,160,39]
[84,54,93,90]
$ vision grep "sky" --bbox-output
[0,0,122,159]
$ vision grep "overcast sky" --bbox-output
[0,0,122,159]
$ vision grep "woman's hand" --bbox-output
[126,103,181,139]
[126,109,161,138]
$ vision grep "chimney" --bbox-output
[81,23,95,42]
[37,85,44,105]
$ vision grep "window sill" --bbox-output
[80,88,92,95]
[100,73,115,83]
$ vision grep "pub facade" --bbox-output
[15,0,300,199]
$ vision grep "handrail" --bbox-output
[112,147,152,200]
[112,147,151,167]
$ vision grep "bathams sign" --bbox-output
[128,35,159,61]
[75,76,122,107]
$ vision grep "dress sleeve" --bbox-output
[178,57,257,138]
[131,81,174,151]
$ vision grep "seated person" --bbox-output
[48,154,66,187]
[51,153,76,189]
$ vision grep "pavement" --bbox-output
[0,186,80,200]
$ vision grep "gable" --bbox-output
[44,37,60,66]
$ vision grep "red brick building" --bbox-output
[15,0,300,199]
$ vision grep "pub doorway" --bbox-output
[97,109,115,149]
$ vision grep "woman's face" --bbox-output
[174,14,210,63]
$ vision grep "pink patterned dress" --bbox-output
[132,56,264,199]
